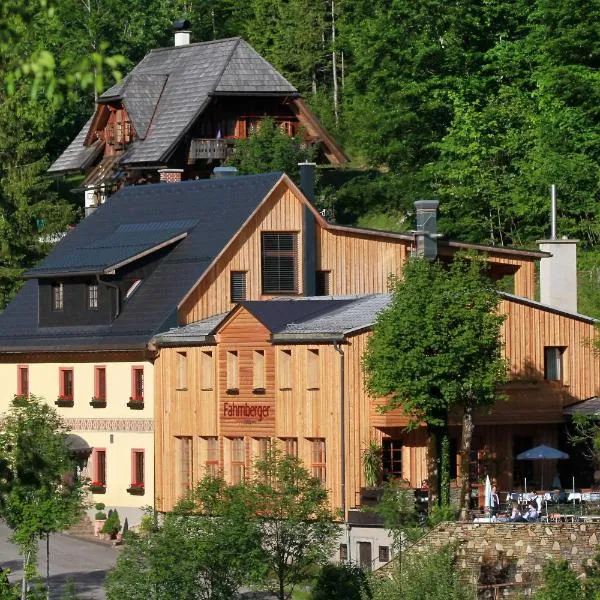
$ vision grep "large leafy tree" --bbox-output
[363,254,507,511]
[0,395,86,599]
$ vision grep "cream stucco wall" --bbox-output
[0,359,154,523]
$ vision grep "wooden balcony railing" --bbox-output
[189,138,235,161]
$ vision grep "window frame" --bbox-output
[306,348,320,390]
[176,351,187,390]
[310,438,326,483]
[92,448,107,487]
[261,232,299,294]
[131,448,145,488]
[226,351,239,392]
[279,437,298,458]
[87,283,99,310]
[315,270,331,296]
[204,436,219,477]
[253,350,265,391]
[278,349,292,390]
[230,271,247,303]
[59,367,74,400]
[17,365,29,397]
[201,351,214,391]
[94,365,107,402]
[177,436,193,494]
[544,346,565,381]
[130,366,144,403]
[52,282,64,311]
[230,437,245,485]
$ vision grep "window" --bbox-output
[339,544,348,562]
[230,271,247,302]
[205,437,219,476]
[94,366,106,401]
[93,449,106,486]
[231,437,245,484]
[17,366,29,397]
[59,368,74,400]
[261,232,298,294]
[544,346,564,381]
[176,352,187,389]
[87,283,99,309]
[201,351,214,390]
[253,350,265,390]
[379,546,390,563]
[131,449,145,487]
[315,271,330,296]
[280,437,298,457]
[226,351,238,391]
[131,367,144,402]
[177,437,193,494]
[52,282,64,311]
[307,349,320,390]
[311,438,326,483]
[278,349,292,389]
[382,439,402,480]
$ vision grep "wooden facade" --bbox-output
[154,176,596,515]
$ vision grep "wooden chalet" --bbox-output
[48,34,348,215]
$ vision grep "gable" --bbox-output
[216,306,271,344]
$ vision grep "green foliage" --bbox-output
[100,510,120,537]
[225,118,315,182]
[427,503,459,528]
[362,441,382,488]
[369,545,474,600]
[310,563,371,600]
[0,395,86,594]
[567,413,600,472]
[533,560,584,600]
[251,448,339,600]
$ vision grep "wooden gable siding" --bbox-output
[154,344,218,510]
[179,182,305,324]
[317,229,409,295]
[499,298,599,403]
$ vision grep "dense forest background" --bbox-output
[0,0,598,311]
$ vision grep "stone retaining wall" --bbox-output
[408,522,600,593]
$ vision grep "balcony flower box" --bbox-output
[127,483,145,496]
[90,396,107,408]
[127,397,144,409]
[89,482,106,494]
[55,397,74,407]
[252,387,266,395]
[226,388,239,395]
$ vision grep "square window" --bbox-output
[261,232,298,294]
[230,271,247,302]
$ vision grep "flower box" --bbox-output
[252,387,266,395]
[226,388,239,395]
[90,397,107,408]
[55,397,74,407]
[90,482,106,494]
[127,398,144,409]
[127,484,145,496]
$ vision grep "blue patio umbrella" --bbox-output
[516,445,569,491]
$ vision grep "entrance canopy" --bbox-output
[65,434,92,458]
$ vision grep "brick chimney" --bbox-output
[158,168,184,183]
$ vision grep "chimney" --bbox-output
[299,162,317,296]
[414,200,440,260]
[537,185,578,313]
[213,166,238,178]
[173,19,191,46]
[158,168,184,183]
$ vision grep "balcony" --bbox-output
[188,138,235,161]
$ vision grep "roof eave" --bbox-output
[152,334,216,348]
[271,333,345,344]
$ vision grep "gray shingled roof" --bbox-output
[152,295,393,346]
[48,38,298,173]
[48,115,103,174]
[0,173,282,351]
[564,397,600,417]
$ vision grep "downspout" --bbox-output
[333,341,351,562]
[96,274,120,319]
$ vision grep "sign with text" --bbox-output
[219,399,276,435]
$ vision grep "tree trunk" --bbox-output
[459,405,475,521]
[426,426,439,506]
[21,548,30,600]
[331,0,339,127]
[440,430,450,506]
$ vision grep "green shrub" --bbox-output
[94,511,107,520]
[101,509,121,537]
[533,560,584,600]
[310,563,371,600]
[94,502,105,511]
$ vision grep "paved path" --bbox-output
[0,523,118,599]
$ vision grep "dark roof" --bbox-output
[564,397,600,417]
[48,38,298,173]
[499,292,597,324]
[0,173,282,352]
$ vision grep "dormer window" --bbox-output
[52,283,64,311]
[87,283,99,309]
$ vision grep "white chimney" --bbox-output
[173,19,191,46]
[537,185,578,313]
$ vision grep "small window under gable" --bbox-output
[230,271,247,302]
